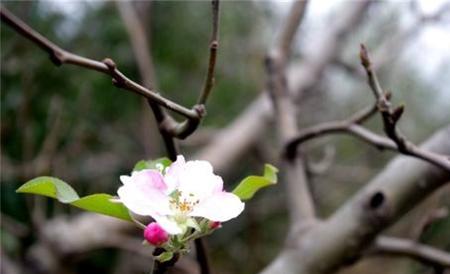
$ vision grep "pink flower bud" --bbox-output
[144,222,169,246]
[209,221,221,230]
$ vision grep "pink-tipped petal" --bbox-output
[189,192,244,222]
[130,169,167,191]
[118,184,171,216]
[117,170,171,216]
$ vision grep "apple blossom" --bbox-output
[117,155,245,236]
[144,222,169,246]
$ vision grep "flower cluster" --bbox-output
[117,155,244,255]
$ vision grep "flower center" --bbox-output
[169,190,199,215]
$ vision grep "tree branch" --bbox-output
[284,45,450,172]
[370,236,450,269]
[359,44,450,171]
[197,0,220,106]
[260,125,450,274]
[265,0,314,226]
[0,6,200,121]
[275,0,308,63]
[284,104,383,158]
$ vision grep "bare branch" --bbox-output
[285,121,397,157]
[275,0,308,63]
[260,125,450,274]
[371,236,450,268]
[360,44,450,171]
[197,0,220,105]
[265,0,315,225]
[0,6,200,121]
[283,103,390,158]
[284,45,450,172]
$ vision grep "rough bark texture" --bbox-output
[260,125,450,274]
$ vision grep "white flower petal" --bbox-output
[164,155,186,192]
[189,192,244,222]
[117,170,171,216]
[153,215,183,235]
[119,175,132,185]
[131,170,167,191]
[166,158,223,201]
[118,184,171,216]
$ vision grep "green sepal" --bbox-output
[155,251,174,262]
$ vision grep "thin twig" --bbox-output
[0,6,199,121]
[285,109,450,171]
[197,0,220,105]
[360,44,450,171]
[284,105,391,158]
[286,121,396,154]
[284,45,450,171]
[349,103,378,124]
[371,236,450,268]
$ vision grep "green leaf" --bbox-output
[133,157,172,172]
[232,164,278,201]
[16,176,79,203]
[71,194,131,221]
[156,251,174,262]
[17,177,131,222]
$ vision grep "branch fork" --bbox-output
[284,44,450,172]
